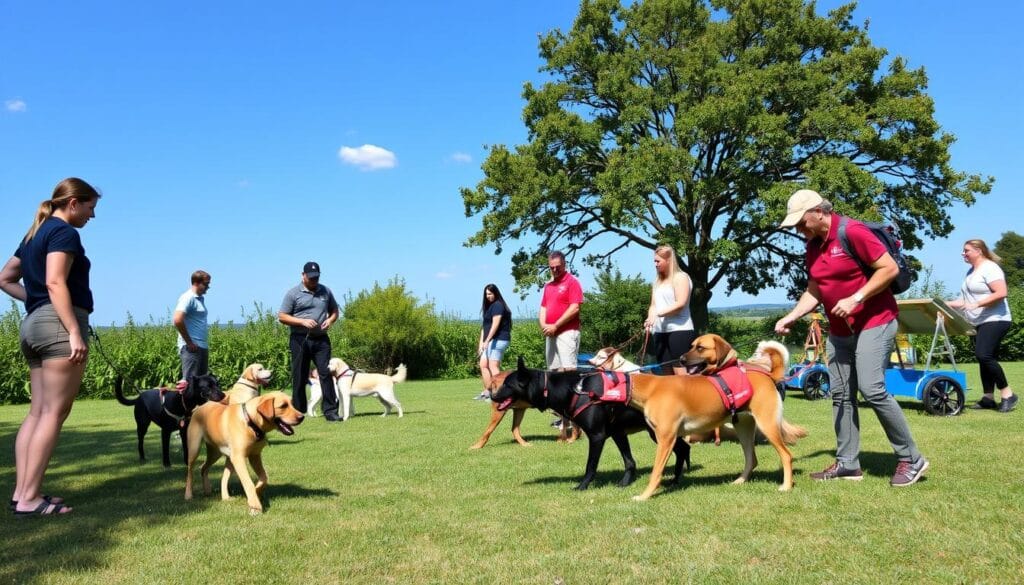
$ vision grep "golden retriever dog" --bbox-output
[317,358,407,421]
[184,391,304,515]
[625,334,807,500]
[222,363,273,405]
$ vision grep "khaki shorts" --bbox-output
[545,329,580,370]
[20,304,90,368]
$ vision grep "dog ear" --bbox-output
[256,395,278,420]
[517,355,526,372]
[715,335,737,368]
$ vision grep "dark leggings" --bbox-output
[974,320,1011,394]
[651,330,697,374]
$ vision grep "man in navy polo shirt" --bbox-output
[278,261,341,421]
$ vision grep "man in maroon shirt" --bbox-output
[774,189,929,487]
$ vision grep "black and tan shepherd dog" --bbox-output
[114,374,225,467]
[491,357,691,490]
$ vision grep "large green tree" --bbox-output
[462,0,992,329]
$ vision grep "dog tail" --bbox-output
[751,340,789,382]
[113,376,138,406]
[780,419,808,446]
[391,364,407,384]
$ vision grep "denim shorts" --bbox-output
[484,339,510,362]
[20,304,90,368]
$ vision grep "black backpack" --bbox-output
[837,217,914,294]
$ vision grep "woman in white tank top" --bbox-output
[644,245,696,375]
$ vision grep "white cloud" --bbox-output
[435,271,454,280]
[338,144,397,171]
[5,99,26,113]
[449,152,472,164]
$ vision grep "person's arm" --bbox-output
[481,315,501,349]
[831,252,898,320]
[775,281,823,335]
[45,251,88,364]
[322,290,340,330]
[550,303,580,331]
[173,307,197,352]
[643,286,658,330]
[538,305,548,331]
[278,312,317,329]
[0,256,25,302]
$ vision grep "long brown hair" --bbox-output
[24,177,101,242]
[964,239,1001,264]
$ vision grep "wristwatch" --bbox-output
[853,292,865,304]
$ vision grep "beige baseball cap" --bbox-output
[780,189,824,227]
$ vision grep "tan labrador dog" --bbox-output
[325,358,407,421]
[223,363,273,405]
[626,335,807,500]
[184,391,304,515]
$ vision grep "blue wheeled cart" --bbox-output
[886,298,975,416]
[784,313,831,400]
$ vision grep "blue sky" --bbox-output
[2,0,1021,326]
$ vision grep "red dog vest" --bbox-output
[707,361,775,423]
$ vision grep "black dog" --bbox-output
[114,374,225,467]
[492,357,691,490]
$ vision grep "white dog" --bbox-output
[308,358,407,420]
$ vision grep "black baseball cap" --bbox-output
[303,261,321,278]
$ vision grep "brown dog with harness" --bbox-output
[626,334,807,500]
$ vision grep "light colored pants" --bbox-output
[545,329,580,370]
[827,320,921,467]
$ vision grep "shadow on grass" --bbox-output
[0,421,323,584]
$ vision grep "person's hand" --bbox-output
[320,320,331,331]
[831,297,860,320]
[301,318,319,330]
[541,324,557,337]
[186,341,198,352]
[68,331,89,364]
[643,317,655,331]
[774,315,796,335]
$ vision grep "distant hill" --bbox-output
[709,303,790,318]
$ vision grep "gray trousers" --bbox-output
[180,346,209,381]
[827,320,921,467]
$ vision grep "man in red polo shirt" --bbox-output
[774,189,929,487]
[539,251,584,371]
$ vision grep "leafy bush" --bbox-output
[338,277,440,375]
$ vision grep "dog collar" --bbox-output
[241,403,266,441]
[236,380,262,391]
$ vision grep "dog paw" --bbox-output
[631,494,650,502]
[248,505,263,516]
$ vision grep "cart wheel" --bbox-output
[922,376,965,416]
[802,370,830,400]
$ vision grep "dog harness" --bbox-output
[566,371,632,418]
[241,403,266,441]
[159,387,190,428]
[707,360,775,424]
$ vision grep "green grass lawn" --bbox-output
[2,364,1023,584]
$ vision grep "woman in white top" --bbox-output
[643,245,696,375]
[947,239,1016,412]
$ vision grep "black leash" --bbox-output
[88,325,138,390]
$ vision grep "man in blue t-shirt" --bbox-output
[173,270,211,381]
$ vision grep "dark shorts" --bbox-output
[20,304,90,368]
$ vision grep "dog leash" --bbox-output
[88,325,140,391]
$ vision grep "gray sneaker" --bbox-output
[890,457,929,487]
[810,461,863,481]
